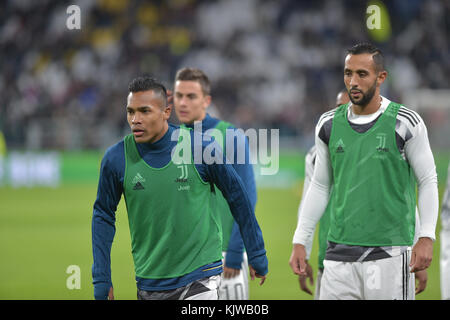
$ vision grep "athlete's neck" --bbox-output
[184,113,212,129]
[141,123,172,151]
[184,112,207,126]
[351,94,382,116]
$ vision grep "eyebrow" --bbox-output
[344,68,369,73]
[175,91,197,96]
[126,105,152,111]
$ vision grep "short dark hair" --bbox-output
[346,42,385,72]
[175,67,211,95]
[128,76,168,106]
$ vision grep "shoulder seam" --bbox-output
[397,111,418,127]
[317,109,336,130]
[399,107,421,123]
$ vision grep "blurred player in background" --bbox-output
[295,89,349,299]
[290,43,438,300]
[91,76,267,300]
[441,163,450,300]
[172,67,256,300]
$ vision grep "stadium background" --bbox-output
[0,0,449,299]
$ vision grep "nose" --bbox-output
[131,113,141,124]
[178,97,187,107]
[349,75,359,89]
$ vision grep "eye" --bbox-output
[358,71,368,77]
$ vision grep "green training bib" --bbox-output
[327,102,416,246]
[123,128,222,279]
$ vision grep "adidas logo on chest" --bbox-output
[132,173,146,190]
[335,139,345,153]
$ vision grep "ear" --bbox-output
[163,104,172,120]
[377,70,388,86]
[203,95,212,110]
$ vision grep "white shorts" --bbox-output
[219,252,249,300]
[441,229,450,300]
[137,275,221,300]
[185,275,221,300]
[320,250,415,300]
[314,269,324,300]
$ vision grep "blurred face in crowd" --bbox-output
[344,53,386,108]
[335,90,350,108]
[126,90,171,144]
[174,80,211,124]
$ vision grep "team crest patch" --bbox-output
[376,133,389,152]
[175,165,189,191]
[175,165,188,183]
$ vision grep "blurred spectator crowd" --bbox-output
[0,0,449,150]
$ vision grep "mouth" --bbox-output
[350,90,362,98]
[177,110,189,117]
[132,128,145,138]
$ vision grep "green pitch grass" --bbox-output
[0,156,448,300]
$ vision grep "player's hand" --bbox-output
[249,265,266,285]
[223,266,241,279]
[415,269,428,294]
[298,262,314,295]
[108,286,114,300]
[289,244,308,276]
[167,89,173,109]
[410,237,433,273]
